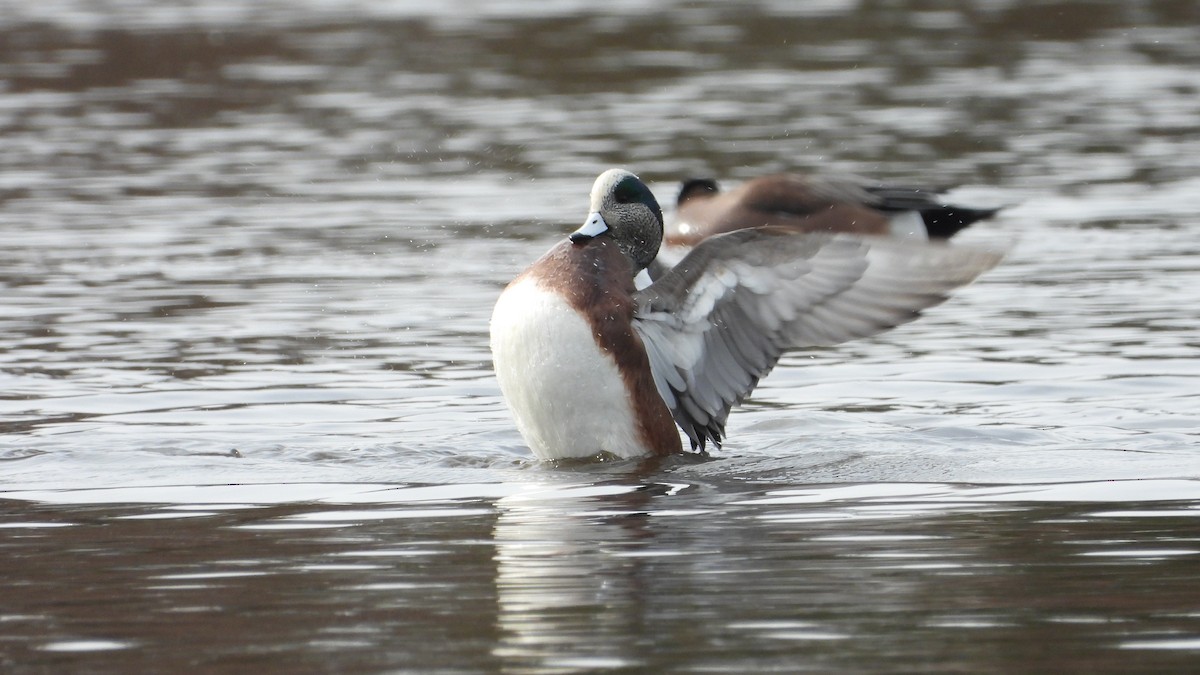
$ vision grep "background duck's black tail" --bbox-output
[864,184,1003,239]
[919,205,1004,239]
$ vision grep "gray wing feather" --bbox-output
[633,228,1002,450]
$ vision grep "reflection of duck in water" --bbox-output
[490,169,1001,461]
[492,483,670,672]
[668,173,1002,246]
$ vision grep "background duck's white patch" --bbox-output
[490,277,653,460]
[886,211,929,241]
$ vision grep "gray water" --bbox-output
[2,1,1199,672]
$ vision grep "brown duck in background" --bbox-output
[667,174,1002,247]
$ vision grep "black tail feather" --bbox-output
[920,206,1003,239]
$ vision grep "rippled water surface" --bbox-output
[2,0,1199,672]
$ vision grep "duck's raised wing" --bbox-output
[632,228,1002,451]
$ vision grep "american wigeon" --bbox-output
[668,173,1001,247]
[490,169,1001,461]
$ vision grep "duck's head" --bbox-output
[570,168,664,273]
[676,177,720,206]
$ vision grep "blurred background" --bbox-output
[1,0,1196,464]
[1,1,1199,672]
